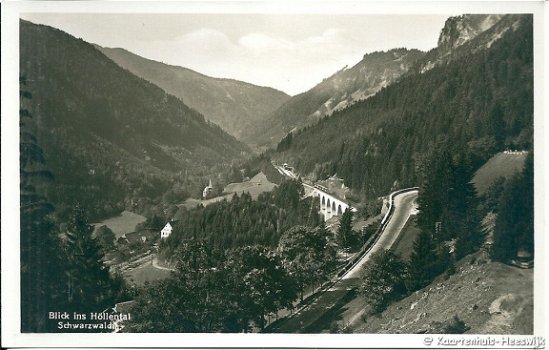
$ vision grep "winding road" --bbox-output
[343,190,418,279]
[267,189,418,333]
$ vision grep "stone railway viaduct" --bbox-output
[303,183,356,221]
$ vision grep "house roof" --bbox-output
[124,231,143,243]
[163,220,179,228]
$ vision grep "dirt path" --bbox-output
[152,255,176,271]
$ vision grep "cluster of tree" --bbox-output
[21,198,126,332]
[416,148,484,261]
[361,244,451,314]
[161,180,321,254]
[274,16,532,200]
[127,223,338,332]
[278,224,337,301]
[491,152,533,262]
[361,250,408,314]
[126,243,295,332]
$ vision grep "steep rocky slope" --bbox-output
[352,250,533,334]
[413,14,523,74]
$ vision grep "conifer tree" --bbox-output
[336,208,358,254]
[406,230,445,291]
[65,205,120,312]
[20,75,66,332]
[492,152,533,262]
[449,156,484,258]
[416,149,454,235]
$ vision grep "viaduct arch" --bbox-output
[304,184,356,221]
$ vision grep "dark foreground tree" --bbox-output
[96,225,116,252]
[406,230,449,292]
[491,151,533,262]
[337,208,359,254]
[225,246,297,330]
[64,205,122,313]
[20,75,67,332]
[127,242,297,332]
[361,250,408,314]
[127,241,224,332]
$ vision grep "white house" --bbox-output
[202,179,213,198]
[160,222,174,239]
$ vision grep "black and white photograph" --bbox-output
[1,1,546,348]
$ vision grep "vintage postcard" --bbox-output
[1,1,546,348]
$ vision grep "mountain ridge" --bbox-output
[96,45,290,143]
[243,47,425,148]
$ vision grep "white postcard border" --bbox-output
[1,1,546,348]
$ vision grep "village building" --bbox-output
[316,174,351,200]
[117,229,157,245]
[160,221,177,239]
[202,179,213,199]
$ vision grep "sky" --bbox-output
[21,13,449,95]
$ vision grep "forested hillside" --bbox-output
[20,20,250,221]
[273,14,532,200]
[97,46,290,142]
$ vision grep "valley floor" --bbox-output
[92,210,147,238]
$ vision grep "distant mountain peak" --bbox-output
[438,14,504,50]
[417,14,525,74]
